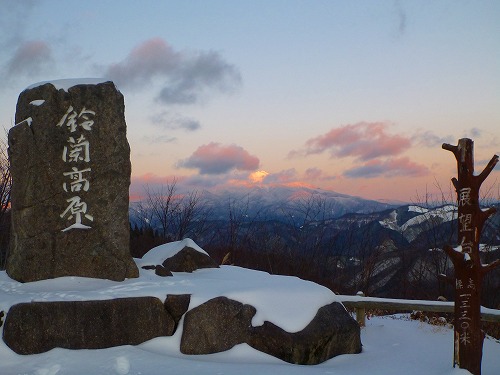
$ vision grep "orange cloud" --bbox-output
[249,170,269,183]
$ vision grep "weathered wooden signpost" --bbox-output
[442,138,499,375]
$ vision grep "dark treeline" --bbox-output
[0,168,498,309]
[130,181,500,309]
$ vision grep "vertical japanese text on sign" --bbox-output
[58,106,95,231]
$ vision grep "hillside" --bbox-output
[0,257,498,375]
[129,185,499,307]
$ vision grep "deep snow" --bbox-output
[0,239,498,375]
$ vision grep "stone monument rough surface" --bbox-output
[2,297,173,354]
[6,80,138,282]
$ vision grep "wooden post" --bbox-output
[442,139,500,375]
[355,291,366,327]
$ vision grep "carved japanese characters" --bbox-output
[442,139,499,375]
[58,105,95,231]
[6,80,138,282]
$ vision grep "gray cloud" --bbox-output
[0,0,37,49]
[465,127,481,138]
[142,135,177,144]
[182,174,234,189]
[6,40,54,77]
[150,111,201,132]
[394,0,407,35]
[343,157,430,179]
[104,38,241,105]
[412,130,454,148]
[156,50,241,105]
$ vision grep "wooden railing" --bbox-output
[338,293,500,326]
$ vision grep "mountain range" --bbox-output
[129,184,499,306]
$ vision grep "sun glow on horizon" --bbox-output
[249,170,269,183]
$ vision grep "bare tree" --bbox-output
[144,179,180,240]
[172,189,212,241]
[0,134,11,269]
[219,195,260,263]
[137,179,210,244]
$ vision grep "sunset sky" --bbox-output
[0,0,499,202]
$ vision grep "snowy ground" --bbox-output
[0,239,498,375]
[1,314,498,375]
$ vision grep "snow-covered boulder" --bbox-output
[138,238,219,275]
[179,296,361,365]
[1,239,362,365]
[248,301,361,364]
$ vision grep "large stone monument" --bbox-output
[6,79,138,282]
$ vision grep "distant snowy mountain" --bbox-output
[199,185,396,220]
[378,204,457,242]
[129,189,499,304]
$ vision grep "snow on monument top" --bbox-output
[25,78,110,92]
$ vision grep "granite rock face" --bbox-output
[6,80,138,282]
[1,295,361,364]
[180,297,361,364]
[164,294,191,331]
[2,297,174,354]
[180,296,256,355]
[162,246,219,273]
[247,301,362,365]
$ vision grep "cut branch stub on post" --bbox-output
[442,138,499,375]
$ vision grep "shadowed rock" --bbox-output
[161,246,219,273]
[179,297,360,364]
[180,296,256,354]
[247,301,362,365]
[142,264,173,277]
[2,297,174,355]
[165,294,191,331]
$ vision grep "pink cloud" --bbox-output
[304,167,323,180]
[178,142,260,175]
[106,38,179,88]
[343,157,430,178]
[303,167,337,182]
[263,168,298,184]
[105,38,241,104]
[7,40,53,76]
[302,122,411,161]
